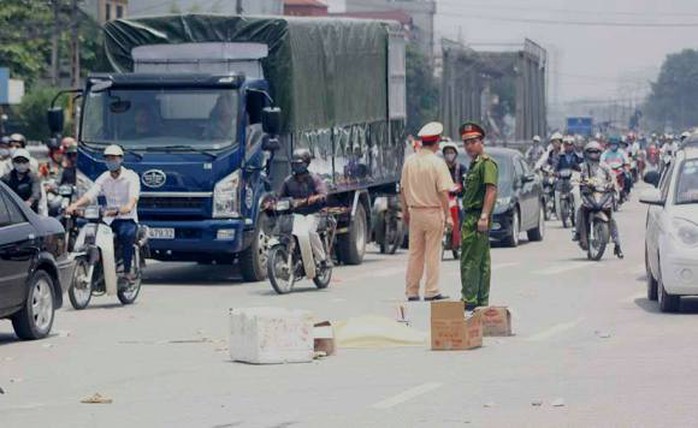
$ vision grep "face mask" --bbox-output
[9,147,17,157]
[13,162,29,173]
[610,145,618,152]
[445,153,457,163]
[106,159,122,172]
[291,162,308,175]
[0,148,8,158]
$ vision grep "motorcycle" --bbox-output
[56,184,78,252]
[608,162,628,207]
[68,206,149,309]
[540,166,556,220]
[266,198,338,294]
[372,195,404,255]
[579,178,615,261]
[557,169,575,229]
[442,185,462,260]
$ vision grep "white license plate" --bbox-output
[148,228,175,239]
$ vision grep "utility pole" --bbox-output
[69,0,80,135]
[236,0,243,14]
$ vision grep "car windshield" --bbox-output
[675,158,698,204]
[489,153,513,191]
[82,87,239,151]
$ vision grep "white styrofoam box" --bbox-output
[228,307,314,364]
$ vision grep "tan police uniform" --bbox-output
[401,122,455,299]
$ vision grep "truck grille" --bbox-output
[140,196,208,210]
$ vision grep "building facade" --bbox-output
[284,0,328,16]
[81,0,128,24]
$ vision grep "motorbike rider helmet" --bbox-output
[104,144,124,157]
[607,135,621,151]
[584,141,603,162]
[681,131,691,142]
[550,131,563,142]
[441,141,459,163]
[291,148,312,175]
[532,135,541,144]
[9,133,26,147]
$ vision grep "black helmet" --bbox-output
[292,148,312,166]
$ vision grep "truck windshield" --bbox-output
[82,87,239,151]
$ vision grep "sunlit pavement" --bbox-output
[2,188,698,427]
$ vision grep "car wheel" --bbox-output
[657,257,680,313]
[12,270,56,340]
[527,204,545,242]
[504,209,520,248]
[646,247,658,301]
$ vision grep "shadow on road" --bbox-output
[251,286,330,297]
[634,297,698,314]
[0,331,18,346]
[143,263,245,286]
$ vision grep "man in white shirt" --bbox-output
[68,145,141,282]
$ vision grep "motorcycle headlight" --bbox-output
[671,218,698,247]
[76,170,95,199]
[213,170,241,218]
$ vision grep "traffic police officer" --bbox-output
[459,122,498,311]
[400,121,454,301]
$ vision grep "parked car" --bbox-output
[0,181,73,339]
[488,148,545,247]
[641,147,698,312]
[437,146,545,247]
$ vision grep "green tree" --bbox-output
[13,86,66,141]
[646,49,698,130]
[406,43,439,135]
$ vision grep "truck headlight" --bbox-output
[76,170,95,199]
[671,218,698,247]
[213,170,241,218]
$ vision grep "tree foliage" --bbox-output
[646,49,698,130]
[406,43,439,136]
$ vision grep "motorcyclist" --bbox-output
[525,135,545,167]
[277,148,330,268]
[574,141,624,259]
[40,140,65,180]
[680,131,692,148]
[58,138,78,186]
[552,136,583,220]
[7,133,39,172]
[1,148,41,213]
[0,136,11,176]
[601,135,631,195]
[67,145,141,284]
[441,141,467,194]
[535,132,563,171]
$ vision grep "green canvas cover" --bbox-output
[103,15,393,133]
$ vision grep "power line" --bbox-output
[434,11,698,28]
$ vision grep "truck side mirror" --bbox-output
[47,108,65,135]
[262,107,282,135]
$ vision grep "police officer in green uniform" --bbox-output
[459,122,498,311]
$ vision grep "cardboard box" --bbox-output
[313,321,336,356]
[430,301,483,351]
[228,307,314,364]
[475,306,513,337]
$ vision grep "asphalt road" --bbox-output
[2,187,698,428]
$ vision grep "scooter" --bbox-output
[608,162,628,206]
[579,178,615,261]
[557,169,575,229]
[266,198,338,294]
[442,185,462,260]
[68,206,149,309]
[56,184,78,252]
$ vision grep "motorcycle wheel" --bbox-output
[560,200,570,229]
[267,245,295,295]
[68,257,92,310]
[388,217,404,255]
[117,257,143,305]
[313,264,332,289]
[587,219,609,261]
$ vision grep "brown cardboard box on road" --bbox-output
[430,301,483,351]
[313,321,336,356]
[475,306,513,337]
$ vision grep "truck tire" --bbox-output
[240,212,271,282]
[337,203,367,265]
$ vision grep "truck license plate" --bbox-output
[148,228,175,240]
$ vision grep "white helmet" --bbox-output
[550,132,563,142]
[104,144,124,157]
[584,141,603,162]
[681,131,691,141]
[441,141,459,154]
[532,135,541,143]
[11,148,31,161]
[563,135,575,145]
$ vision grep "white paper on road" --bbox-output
[334,316,427,348]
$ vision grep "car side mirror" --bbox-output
[47,108,65,135]
[643,170,660,187]
[262,107,282,136]
[639,188,664,206]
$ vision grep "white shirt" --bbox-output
[0,159,10,177]
[85,167,141,223]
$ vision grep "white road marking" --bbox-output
[372,382,444,409]
[526,318,584,342]
[533,262,591,276]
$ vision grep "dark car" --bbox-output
[0,181,73,340]
[487,148,545,247]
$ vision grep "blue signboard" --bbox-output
[0,68,8,104]
[567,117,593,137]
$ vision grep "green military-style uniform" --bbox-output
[460,153,498,308]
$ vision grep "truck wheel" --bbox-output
[240,212,271,282]
[337,203,367,265]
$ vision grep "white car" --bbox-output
[641,148,698,312]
